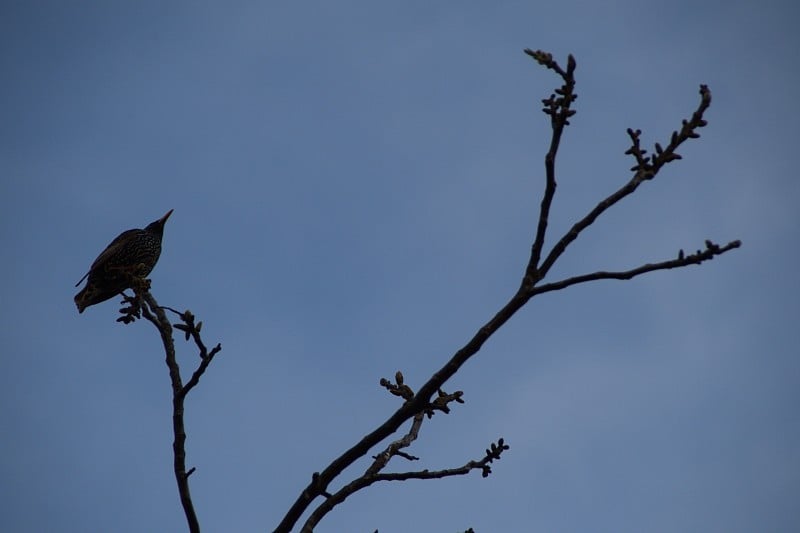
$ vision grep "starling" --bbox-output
[74,209,173,313]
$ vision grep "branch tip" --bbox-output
[380,372,415,401]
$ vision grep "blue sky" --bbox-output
[1,1,798,532]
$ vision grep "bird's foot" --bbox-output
[130,275,151,292]
[117,291,142,324]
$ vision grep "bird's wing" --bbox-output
[74,229,141,286]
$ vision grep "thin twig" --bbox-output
[523,49,577,285]
[300,437,508,532]
[534,85,713,282]
[366,412,426,477]
[171,309,222,396]
[531,239,742,296]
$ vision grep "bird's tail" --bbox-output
[74,286,91,313]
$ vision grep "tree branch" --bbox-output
[523,49,577,285]
[298,376,500,533]
[273,52,740,533]
[117,287,222,533]
[275,220,537,531]
[136,290,200,533]
[531,239,742,296]
[301,438,508,533]
[168,308,223,397]
[534,84,712,282]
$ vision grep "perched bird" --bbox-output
[74,209,173,313]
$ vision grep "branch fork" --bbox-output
[275,50,741,533]
[116,285,222,533]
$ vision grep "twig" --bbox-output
[531,239,741,296]
[300,375,466,531]
[523,49,577,286]
[300,437,508,532]
[533,84,713,282]
[366,412,426,477]
[168,308,223,396]
[300,404,500,533]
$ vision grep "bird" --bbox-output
[74,209,173,313]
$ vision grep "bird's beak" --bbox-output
[158,209,174,224]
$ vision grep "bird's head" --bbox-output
[145,209,174,234]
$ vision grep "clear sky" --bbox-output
[1,2,798,532]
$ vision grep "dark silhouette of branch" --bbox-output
[118,287,222,533]
[371,374,464,476]
[302,437,507,532]
[369,438,508,482]
[531,239,742,297]
[169,308,223,396]
[274,50,741,532]
[299,374,497,531]
[523,49,577,283]
[533,85,713,281]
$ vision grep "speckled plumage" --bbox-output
[74,209,173,313]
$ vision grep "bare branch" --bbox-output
[136,289,200,533]
[297,376,473,530]
[297,412,425,532]
[371,438,509,483]
[522,50,578,285]
[276,277,532,532]
[373,374,465,475]
[531,239,742,296]
[168,308,223,396]
[535,84,713,282]
[300,424,509,533]
[116,286,222,533]
[366,413,426,477]
[393,450,419,462]
[273,53,739,533]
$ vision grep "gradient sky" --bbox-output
[1,2,798,532]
